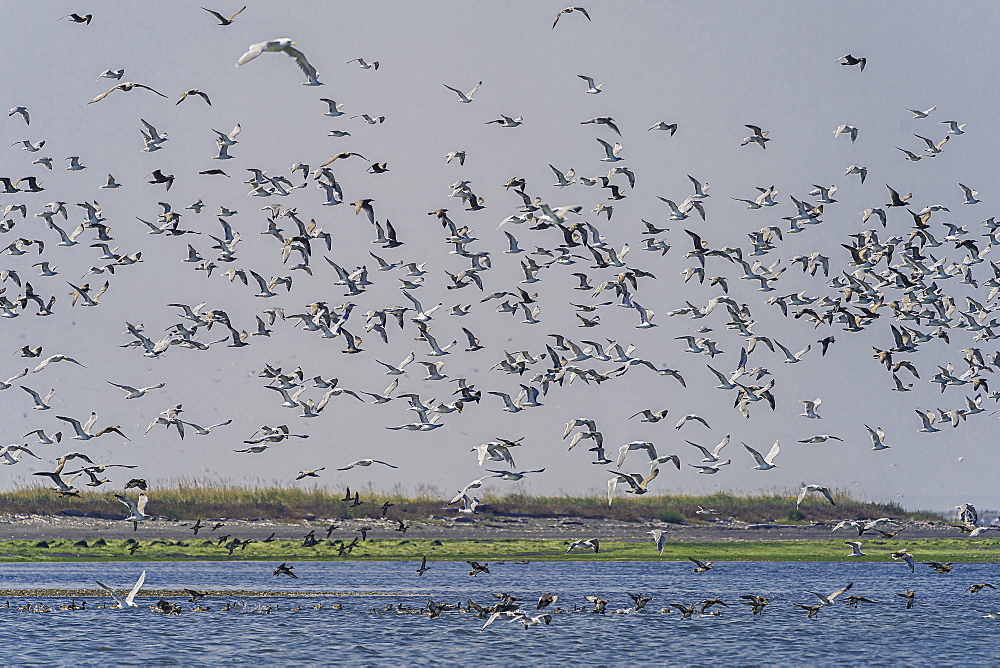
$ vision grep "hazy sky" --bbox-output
[2,2,1000,511]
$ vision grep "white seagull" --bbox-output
[443,80,482,103]
[236,38,321,85]
[95,570,146,609]
[744,441,780,470]
[337,459,398,470]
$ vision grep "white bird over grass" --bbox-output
[451,479,484,504]
[237,38,321,85]
[648,529,668,555]
[744,441,780,470]
[566,538,599,553]
[797,483,836,507]
[116,493,150,531]
[95,570,146,609]
[845,541,866,557]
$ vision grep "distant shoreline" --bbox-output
[0,513,996,563]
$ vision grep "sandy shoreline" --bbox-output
[0,513,967,543]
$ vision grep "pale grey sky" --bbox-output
[2,2,999,511]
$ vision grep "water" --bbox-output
[1,560,998,665]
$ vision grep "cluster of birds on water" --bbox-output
[2,4,999,540]
[11,554,1000,625]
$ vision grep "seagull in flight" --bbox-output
[552,6,591,28]
[443,80,482,103]
[237,38,321,85]
[577,74,603,94]
[743,441,780,470]
[797,483,835,507]
[115,493,150,531]
[807,583,852,605]
[95,570,146,609]
[337,459,398,470]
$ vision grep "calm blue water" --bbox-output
[1,560,998,665]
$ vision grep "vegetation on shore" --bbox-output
[0,482,941,524]
[0,537,996,563]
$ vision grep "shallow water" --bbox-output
[2,560,998,665]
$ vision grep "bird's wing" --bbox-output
[136,493,148,515]
[125,570,146,606]
[88,85,122,104]
[284,45,318,80]
[829,583,852,601]
[237,41,268,66]
[133,83,168,98]
[764,441,780,464]
[94,579,125,606]
[115,494,138,514]
[743,443,765,466]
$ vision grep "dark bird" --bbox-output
[537,592,558,610]
[184,589,206,602]
[201,5,246,25]
[62,13,92,24]
[381,501,394,516]
[147,170,175,191]
[124,478,147,490]
[794,603,822,618]
[835,54,866,71]
[966,583,996,594]
[552,6,591,28]
[416,556,430,576]
[688,556,714,573]
[273,563,298,578]
[923,561,953,574]
[628,593,653,610]
[896,589,916,609]
[581,116,620,136]
[88,82,168,104]
[885,184,912,207]
[126,541,140,555]
[190,519,204,535]
[467,561,491,576]
[740,594,770,615]
[844,595,881,607]
[177,89,212,105]
[324,524,337,538]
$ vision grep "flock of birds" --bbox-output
[0,4,996,541]
[11,553,1000,625]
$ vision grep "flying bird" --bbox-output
[88,82,167,104]
[237,38,321,85]
[202,5,246,25]
[552,6,591,28]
